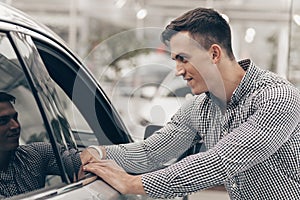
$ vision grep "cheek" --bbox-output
[0,128,9,146]
[192,69,206,83]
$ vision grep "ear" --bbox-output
[209,44,221,64]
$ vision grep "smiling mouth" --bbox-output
[8,132,20,138]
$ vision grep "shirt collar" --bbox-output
[230,59,260,105]
[205,59,260,106]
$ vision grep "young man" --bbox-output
[0,92,82,198]
[82,7,300,199]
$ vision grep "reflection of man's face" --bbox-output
[0,102,20,152]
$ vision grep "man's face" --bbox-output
[170,31,220,95]
[0,102,20,152]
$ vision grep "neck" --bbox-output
[0,151,12,170]
[211,59,245,105]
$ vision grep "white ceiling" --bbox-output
[6,0,294,28]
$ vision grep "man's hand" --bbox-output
[83,160,146,195]
[80,146,105,165]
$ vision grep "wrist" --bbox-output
[88,145,103,160]
[126,175,146,195]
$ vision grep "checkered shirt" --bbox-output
[106,59,300,199]
[0,142,81,198]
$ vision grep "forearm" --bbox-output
[141,149,226,198]
[104,142,155,173]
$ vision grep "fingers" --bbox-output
[80,148,101,165]
[80,150,92,165]
[77,166,86,180]
[84,160,121,169]
[82,161,129,194]
[83,162,104,176]
[83,162,118,182]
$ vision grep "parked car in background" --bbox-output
[0,2,137,199]
[136,71,194,131]
[100,52,175,141]
[113,53,173,97]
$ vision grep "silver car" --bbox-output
[0,2,137,200]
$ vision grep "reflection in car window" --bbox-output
[33,42,98,148]
[0,33,66,197]
[0,33,47,144]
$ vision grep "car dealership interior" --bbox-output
[1,0,299,199]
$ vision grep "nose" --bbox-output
[9,118,20,129]
[175,61,185,76]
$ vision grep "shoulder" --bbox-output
[18,142,53,154]
[249,66,298,99]
[253,74,300,112]
[254,67,293,89]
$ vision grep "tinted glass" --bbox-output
[0,32,66,198]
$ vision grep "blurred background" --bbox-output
[1,0,299,199]
[1,0,299,136]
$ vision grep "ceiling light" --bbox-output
[136,9,147,19]
[293,14,300,26]
[245,28,256,43]
[115,0,127,8]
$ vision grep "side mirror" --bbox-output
[144,124,163,139]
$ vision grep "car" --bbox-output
[107,52,174,140]
[0,2,139,200]
[112,52,173,97]
[136,70,194,129]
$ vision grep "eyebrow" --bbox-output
[0,112,17,118]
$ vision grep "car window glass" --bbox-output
[0,33,66,198]
[33,37,133,147]
[33,40,111,147]
[0,33,48,144]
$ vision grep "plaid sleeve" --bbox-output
[33,142,81,179]
[142,149,227,198]
[105,98,200,174]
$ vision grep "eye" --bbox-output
[0,116,11,126]
[176,55,188,63]
[0,112,18,126]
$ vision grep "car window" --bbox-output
[0,32,68,198]
[0,33,48,144]
[33,39,132,146]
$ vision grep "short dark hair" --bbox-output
[0,92,16,104]
[161,7,235,60]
